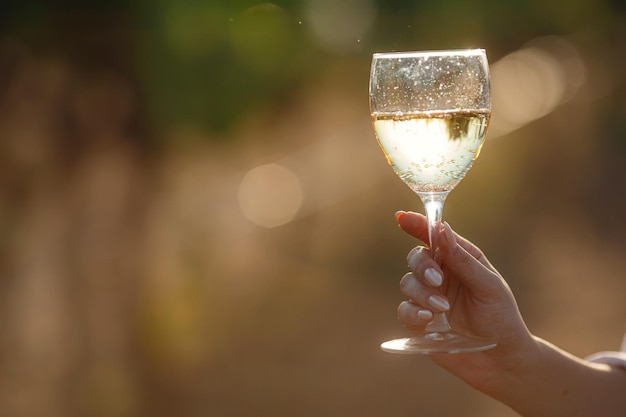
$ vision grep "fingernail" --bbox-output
[443,221,458,248]
[395,211,406,222]
[428,294,450,311]
[417,309,433,321]
[407,247,419,268]
[424,268,443,287]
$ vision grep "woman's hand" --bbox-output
[394,211,535,392]
[394,211,626,417]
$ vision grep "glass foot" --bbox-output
[381,332,496,354]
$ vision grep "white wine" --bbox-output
[372,111,489,194]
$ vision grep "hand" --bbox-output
[395,211,626,417]
[395,211,536,392]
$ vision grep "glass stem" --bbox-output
[419,192,451,333]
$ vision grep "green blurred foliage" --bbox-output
[133,0,321,137]
[0,0,621,140]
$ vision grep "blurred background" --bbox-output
[0,0,625,416]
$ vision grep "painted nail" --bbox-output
[428,294,450,311]
[443,221,458,248]
[395,210,406,222]
[417,309,434,321]
[407,247,420,269]
[424,268,443,287]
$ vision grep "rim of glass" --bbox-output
[372,49,486,59]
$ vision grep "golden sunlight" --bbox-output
[490,36,586,137]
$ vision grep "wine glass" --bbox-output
[370,49,497,354]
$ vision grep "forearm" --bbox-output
[490,336,626,417]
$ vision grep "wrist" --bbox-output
[482,335,556,415]
[489,335,626,417]
[477,332,543,404]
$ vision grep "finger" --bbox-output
[438,222,502,297]
[441,221,494,270]
[398,212,494,271]
[407,246,443,287]
[397,301,434,333]
[396,211,430,244]
[399,272,450,312]
[398,211,494,270]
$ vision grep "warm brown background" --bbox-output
[0,1,625,416]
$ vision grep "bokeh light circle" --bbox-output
[237,163,303,228]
